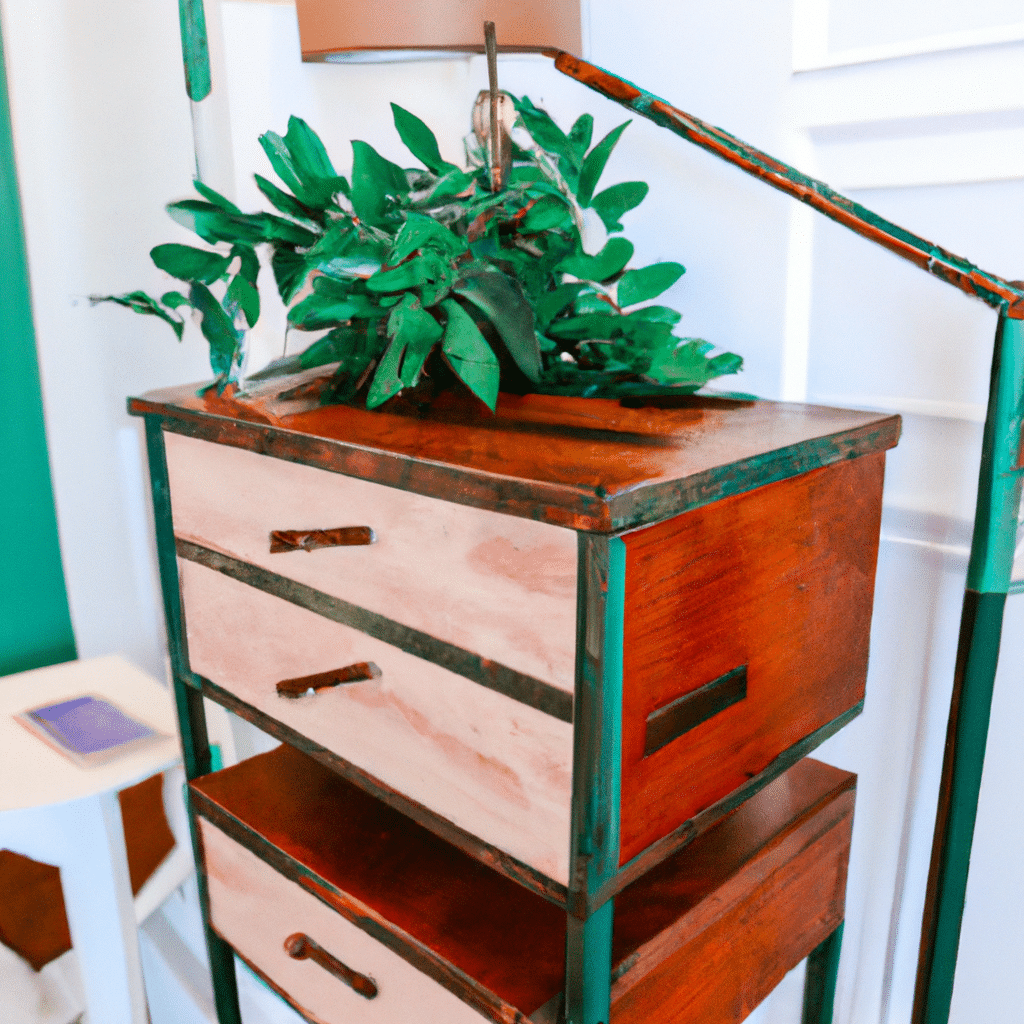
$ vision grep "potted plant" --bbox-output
[95,93,743,412]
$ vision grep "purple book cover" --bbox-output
[17,695,165,766]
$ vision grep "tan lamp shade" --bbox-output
[295,0,582,61]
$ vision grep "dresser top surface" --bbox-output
[131,383,899,532]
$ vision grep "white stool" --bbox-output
[0,656,188,1024]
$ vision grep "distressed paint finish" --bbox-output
[565,535,625,1024]
[802,923,845,1024]
[618,454,883,865]
[552,53,1024,320]
[610,761,854,1024]
[192,743,567,1020]
[178,0,211,101]
[164,431,578,694]
[199,822,495,1024]
[914,314,1024,1024]
[181,558,574,885]
[129,388,900,534]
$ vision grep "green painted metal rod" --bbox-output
[551,52,1024,320]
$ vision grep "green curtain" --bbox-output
[0,23,76,677]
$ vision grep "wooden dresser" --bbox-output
[131,384,899,1024]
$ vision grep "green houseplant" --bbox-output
[96,95,742,411]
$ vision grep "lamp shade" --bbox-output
[295,0,582,61]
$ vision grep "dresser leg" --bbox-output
[801,920,844,1024]
[565,899,614,1024]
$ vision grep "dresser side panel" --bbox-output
[619,453,884,864]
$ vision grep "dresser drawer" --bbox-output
[200,820,492,1024]
[180,558,574,886]
[164,431,578,694]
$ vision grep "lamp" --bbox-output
[294,0,582,62]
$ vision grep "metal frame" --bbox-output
[171,8,1023,1024]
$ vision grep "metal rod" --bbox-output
[550,51,1024,319]
[484,21,502,191]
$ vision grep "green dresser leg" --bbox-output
[566,900,614,1024]
[802,921,844,1024]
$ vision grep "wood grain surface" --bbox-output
[193,743,567,1020]
[165,431,578,694]
[180,559,574,885]
[618,453,883,864]
[131,386,900,533]
[610,761,855,1023]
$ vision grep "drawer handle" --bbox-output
[277,662,382,698]
[270,527,375,553]
[284,932,378,1000]
[644,665,748,757]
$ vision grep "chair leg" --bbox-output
[802,921,844,1024]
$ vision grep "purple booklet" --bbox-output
[17,694,167,767]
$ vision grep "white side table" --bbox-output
[0,655,184,1024]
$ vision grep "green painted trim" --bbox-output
[966,315,1024,594]
[178,0,212,102]
[915,590,1007,1024]
[565,535,623,1024]
[0,22,77,677]
[1009,579,1024,595]
[802,921,844,1024]
[185,788,243,1024]
[177,538,573,721]
[565,900,614,1024]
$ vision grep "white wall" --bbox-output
[3,1,1022,1022]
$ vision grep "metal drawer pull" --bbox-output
[284,933,378,1000]
[270,526,375,553]
[276,662,382,698]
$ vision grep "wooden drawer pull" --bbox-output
[284,932,378,1000]
[270,527,375,553]
[276,662,382,698]
[644,665,748,756]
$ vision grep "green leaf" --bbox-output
[546,313,621,341]
[259,130,305,199]
[160,291,189,310]
[166,201,317,247]
[290,287,377,330]
[618,262,685,306]
[260,117,348,210]
[520,195,572,233]
[439,299,499,411]
[272,248,308,304]
[513,97,574,168]
[558,238,634,282]
[393,293,443,386]
[230,244,260,287]
[189,282,244,378]
[350,141,410,227]
[367,255,435,293]
[89,290,185,341]
[193,180,241,213]
[454,270,542,382]
[645,338,741,387]
[591,181,648,232]
[255,174,321,225]
[225,273,260,328]
[577,121,630,207]
[366,332,405,409]
[150,243,231,284]
[535,282,586,329]
[284,116,336,182]
[389,213,467,264]
[391,103,454,174]
[567,114,594,162]
[625,305,682,325]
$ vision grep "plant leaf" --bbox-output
[366,332,405,409]
[591,181,648,232]
[645,338,741,387]
[546,313,621,340]
[567,114,594,163]
[89,290,185,341]
[189,282,244,378]
[225,273,260,328]
[391,103,455,174]
[255,174,321,226]
[577,121,630,207]
[161,291,189,310]
[166,200,317,247]
[440,298,499,411]
[193,180,241,213]
[350,140,410,227]
[389,213,467,263]
[558,238,634,282]
[535,282,586,329]
[454,270,541,382]
[618,262,685,306]
[150,243,231,284]
[272,248,308,304]
[520,195,572,233]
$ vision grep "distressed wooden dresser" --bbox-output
[131,383,900,1024]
